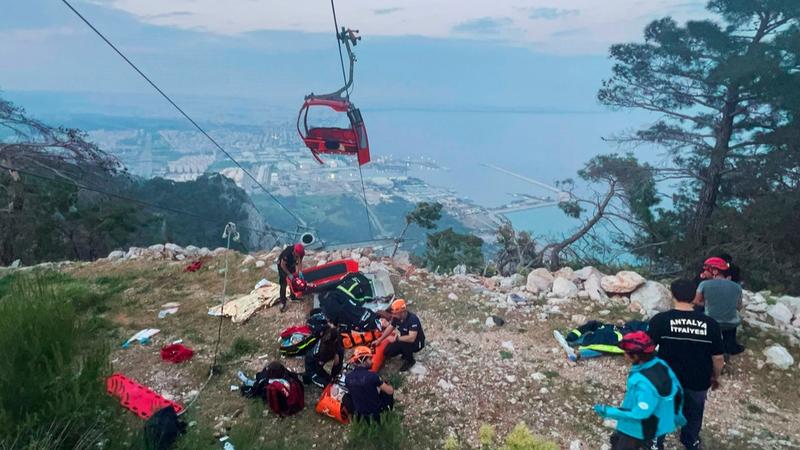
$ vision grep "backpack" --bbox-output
[279,325,318,357]
[263,362,305,417]
[143,406,186,450]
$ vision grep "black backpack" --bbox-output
[144,406,186,450]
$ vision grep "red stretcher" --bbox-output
[288,259,359,298]
[106,373,184,419]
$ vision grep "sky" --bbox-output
[0,0,708,218]
[1,0,710,108]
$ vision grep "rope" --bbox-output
[329,0,349,97]
[59,0,305,229]
[181,222,237,414]
[356,163,374,239]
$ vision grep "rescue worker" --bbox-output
[649,279,725,450]
[304,325,344,388]
[277,243,305,312]
[693,257,744,358]
[372,299,425,371]
[344,346,394,423]
[593,331,685,450]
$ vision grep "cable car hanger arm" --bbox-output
[308,27,360,101]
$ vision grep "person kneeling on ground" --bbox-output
[345,346,394,423]
[593,331,686,450]
[649,279,725,450]
[304,325,344,388]
[371,299,425,371]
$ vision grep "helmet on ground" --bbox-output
[619,331,656,354]
[703,256,729,271]
[294,243,305,256]
[390,299,407,314]
[350,346,372,363]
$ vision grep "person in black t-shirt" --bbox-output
[372,299,425,371]
[648,279,725,450]
[276,243,305,312]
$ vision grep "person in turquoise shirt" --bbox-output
[593,331,686,450]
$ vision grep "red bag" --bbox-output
[263,362,305,417]
[160,344,194,364]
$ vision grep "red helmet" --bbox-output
[703,257,729,271]
[619,331,656,354]
[293,243,305,256]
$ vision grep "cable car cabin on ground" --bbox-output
[297,97,370,166]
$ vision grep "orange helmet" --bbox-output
[350,346,372,363]
[390,299,407,313]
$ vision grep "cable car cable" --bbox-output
[327,0,373,239]
[59,0,306,231]
[329,0,350,96]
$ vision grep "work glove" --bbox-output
[593,404,607,416]
[298,272,305,280]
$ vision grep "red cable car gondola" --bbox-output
[297,28,370,166]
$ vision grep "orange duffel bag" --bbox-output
[315,384,350,424]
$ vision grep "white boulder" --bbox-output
[526,268,554,293]
[164,243,183,253]
[777,296,800,317]
[148,244,165,253]
[107,250,125,260]
[767,303,794,326]
[554,267,577,281]
[601,271,646,295]
[584,276,608,302]
[500,273,525,290]
[552,277,579,298]
[240,255,256,266]
[763,344,795,369]
[575,266,604,281]
[631,281,673,318]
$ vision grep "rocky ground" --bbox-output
[5,244,800,449]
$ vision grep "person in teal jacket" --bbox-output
[593,331,686,450]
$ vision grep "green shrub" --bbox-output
[348,410,406,450]
[500,423,558,450]
[442,434,459,450]
[478,424,496,449]
[0,274,118,449]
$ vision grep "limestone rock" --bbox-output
[255,260,266,269]
[763,344,794,369]
[777,295,800,317]
[552,277,579,298]
[241,255,256,266]
[601,271,646,295]
[164,243,183,253]
[107,250,125,260]
[554,267,577,281]
[575,266,604,281]
[526,268,554,293]
[448,292,459,301]
[500,273,525,290]
[148,244,165,253]
[584,276,608,302]
[10,259,21,268]
[631,281,673,318]
[767,303,793,326]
